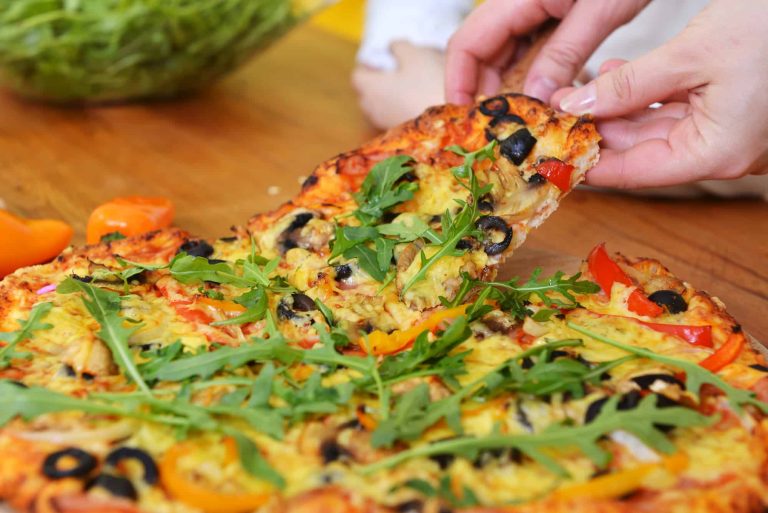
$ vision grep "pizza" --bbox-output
[1,93,767,513]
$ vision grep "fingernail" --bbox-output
[560,82,597,115]
[526,76,558,102]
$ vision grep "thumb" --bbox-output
[558,45,693,117]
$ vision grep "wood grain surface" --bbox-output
[0,25,766,341]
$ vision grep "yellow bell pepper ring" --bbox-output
[0,209,73,278]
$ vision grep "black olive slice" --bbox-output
[292,293,317,312]
[429,452,455,470]
[178,239,214,259]
[584,391,643,424]
[61,364,77,377]
[287,212,314,232]
[218,236,238,243]
[276,300,297,320]
[86,473,138,501]
[477,194,494,212]
[647,290,688,314]
[528,172,546,185]
[395,499,424,513]
[455,239,474,251]
[334,264,353,281]
[105,447,159,485]
[72,274,94,283]
[750,364,768,372]
[302,174,319,188]
[489,113,526,127]
[631,373,685,391]
[319,439,351,464]
[475,216,513,256]
[478,96,510,117]
[43,448,97,479]
[499,128,537,165]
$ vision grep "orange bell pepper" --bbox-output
[86,196,175,244]
[365,304,469,355]
[198,297,247,314]
[0,209,73,278]
[587,243,663,318]
[698,332,746,373]
[553,452,688,501]
[160,440,272,513]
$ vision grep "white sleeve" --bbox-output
[357,0,474,70]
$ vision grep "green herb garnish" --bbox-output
[58,278,152,395]
[0,302,52,369]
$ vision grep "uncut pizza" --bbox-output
[2,94,767,513]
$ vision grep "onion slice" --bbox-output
[10,419,136,445]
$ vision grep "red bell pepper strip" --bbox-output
[535,158,575,192]
[698,332,746,372]
[587,243,663,318]
[639,321,713,347]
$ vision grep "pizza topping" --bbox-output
[42,447,98,479]
[178,239,215,259]
[499,128,537,166]
[105,447,159,485]
[478,96,510,117]
[527,172,547,185]
[631,373,686,391]
[278,212,314,254]
[534,158,575,192]
[319,439,352,464]
[86,473,138,501]
[0,302,53,369]
[475,215,513,256]
[333,263,353,281]
[639,321,712,347]
[698,332,746,373]
[647,289,688,314]
[587,243,663,318]
[291,293,318,312]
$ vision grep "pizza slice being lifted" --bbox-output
[230,93,600,349]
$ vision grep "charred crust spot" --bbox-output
[733,324,742,333]
[489,113,526,127]
[319,439,352,464]
[302,174,319,188]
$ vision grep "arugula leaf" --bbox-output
[100,231,127,242]
[223,429,286,488]
[451,268,600,321]
[169,254,252,287]
[360,394,713,476]
[568,323,768,414]
[156,338,302,381]
[354,155,418,224]
[328,226,379,261]
[377,216,441,244]
[0,302,52,369]
[211,287,269,327]
[401,142,496,295]
[344,244,388,282]
[138,341,184,381]
[58,278,151,395]
[274,372,355,421]
[375,315,472,384]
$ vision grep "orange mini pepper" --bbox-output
[160,440,272,513]
[365,304,469,355]
[0,209,73,278]
[698,332,746,373]
[86,196,175,244]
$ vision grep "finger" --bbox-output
[550,86,575,108]
[598,59,627,75]
[624,102,692,122]
[597,117,679,152]
[559,42,701,117]
[586,118,713,188]
[524,0,649,101]
[445,0,574,104]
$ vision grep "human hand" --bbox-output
[553,0,768,187]
[352,42,445,130]
[445,0,650,104]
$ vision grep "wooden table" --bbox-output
[1,26,766,341]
